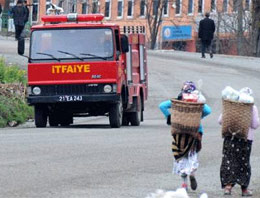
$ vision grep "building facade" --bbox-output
[10,0,252,54]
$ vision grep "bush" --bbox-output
[0,58,27,84]
[0,58,33,127]
[0,95,33,127]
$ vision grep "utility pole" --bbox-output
[216,10,221,54]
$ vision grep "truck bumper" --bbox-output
[27,94,120,105]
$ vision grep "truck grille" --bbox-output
[34,84,109,96]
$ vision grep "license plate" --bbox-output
[58,95,83,102]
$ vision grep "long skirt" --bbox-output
[220,136,252,188]
[172,134,200,176]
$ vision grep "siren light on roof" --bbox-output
[42,14,104,23]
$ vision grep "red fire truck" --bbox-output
[24,14,148,128]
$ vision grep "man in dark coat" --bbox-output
[198,12,215,58]
[11,0,28,40]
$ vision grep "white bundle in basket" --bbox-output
[222,86,239,101]
[238,87,254,103]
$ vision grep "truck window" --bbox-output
[30,28,114,61]
[115,29,120,52]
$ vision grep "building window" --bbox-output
[105,0,111,18]
[9,0,15,7]
[198,0,203,13]
[69,0,77,13]
[71,4,76,13]
[175,0,182,15]
[58,1,63,8]
[127,0,134,17]
[92,0,99,13]
[245,0,250,11]
[211,0,216,12]
[153,0,159,16]
[117,0,123,18]
[82,2,89,14]
[46,0,52,13]
[32,0,39,22]
[188,0,193,14]
[223,0,228,12]
[163,0,168,16]
[140,0,146,17]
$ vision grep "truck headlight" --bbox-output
[104,85,112,93]
[32,87,41,95]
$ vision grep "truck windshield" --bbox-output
[30,28,114,61]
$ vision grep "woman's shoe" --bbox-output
[189,175,197,190]
[224,185,232,195]
[242,189,253,197]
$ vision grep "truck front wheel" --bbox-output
[35,105,47,128]
[109,99,123,128]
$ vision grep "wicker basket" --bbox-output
[222,99,253,140]
[170,99,204,137]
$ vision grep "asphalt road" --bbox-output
[1,36,260,198]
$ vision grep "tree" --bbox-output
[252,0,260,57]
[146,0,168,49]
[211,0,253,56]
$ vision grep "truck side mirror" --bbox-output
[121,35,129,53]
[18,38,25,55]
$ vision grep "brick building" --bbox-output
[10,0,252,54]
[0,0,4,7]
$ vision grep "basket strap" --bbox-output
[228,128,241,140]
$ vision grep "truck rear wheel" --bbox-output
[129,96,142,126]
[129,111,141,126]
[122,113,130,126]
[109,98,123,128]
[35,105,47,128]
[49,113,58,127]
[60,114,73,126]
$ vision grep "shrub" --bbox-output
[0,58,33,127]
[0,57,27,84]
[0,95,34,127]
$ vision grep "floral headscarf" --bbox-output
[181,81,196,93]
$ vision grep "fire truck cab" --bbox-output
[26,14,148,128]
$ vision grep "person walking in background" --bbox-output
[219,87,259,196]
[159,81,211,191]
[198,12,215,58]
[10,0,28,40]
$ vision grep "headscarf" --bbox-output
[181,81,196,93]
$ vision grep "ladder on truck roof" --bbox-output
[121,26,146,34]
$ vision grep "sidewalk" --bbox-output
[148,50,260,73]
[0,34,29,70]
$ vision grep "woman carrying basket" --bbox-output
[218,87,259,196]
[159,81,211,191]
